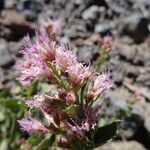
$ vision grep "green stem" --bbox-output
[95,50,108,71]
[47,62,68,91]
[80,81,87,107]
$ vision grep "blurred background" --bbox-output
[0,0,150,149]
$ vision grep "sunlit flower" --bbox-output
[35,31,57,61]
[40,17,64,37]
[17,118,48,134]
[59,89,76,104]
[16,31,58,85]
[24,94,57,114]
[16,58,51,85]
[66,63,92,86]
[55,47,78,70]
[87,69,112,97]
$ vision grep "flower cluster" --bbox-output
[99,35,113,52]
[17,23,112,149]
[40,17,64,41]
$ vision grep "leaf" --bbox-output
[21,81,38,97]
[27,134,42,146]
[94,120,121,147]
[0,90,11,98]
[33,134,55,150]
[4,99,20,112]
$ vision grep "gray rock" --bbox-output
[130,0,150,7]
[136,73,150,88]
[0,0,5,12]
[5,0,16,8]
[16,0,42,13]
[94,23,110,34]
[106,89,128,109]
[113,71,124,86]
[82,5,100,20]
[133,55,144,66]
[133,100,150,137]
[125,66,140,79]
[0,39,15,68]
[104,89,128,119]
[110,4,126,16]
[117,43,136,62]
[122,14,149,43]
[77,45,93,62]
[121,114,144,139]
[96,141,146,150]
[24,10,37,21]
[83,0,108,8]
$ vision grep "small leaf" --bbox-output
[33,134,55,150]
[27,133,42,146]
[94,121,121,147]
[4,99,20,112]
[0,90,11,98]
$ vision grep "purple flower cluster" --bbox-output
[17,22,112,148]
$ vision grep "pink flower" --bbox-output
[52,17,64,36]
[24,94,57,114]
[88,69,112,97]
[35,31,57,61]
[59,89,76,104]
[16,31,57,85]
[66,63,92,86]
[55,47,78,70]
[85,105,102,130]
[17,118,47,134]
[16,58,51,85]
[99,35,113,52]
[68,123,85,139]
[58,137,70,149]
[40,17,64,37]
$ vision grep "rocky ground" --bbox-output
[0,0,150,149]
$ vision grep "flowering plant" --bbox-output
[16,20,120,149]
[94,35,114,71]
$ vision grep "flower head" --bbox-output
[40,17,64,37]
[35,31,57,61]
[87,69,112,97]
[66,63,92,87]
[16,58,51,85]
[24,93,57,114]
[58,137,70,149]
[59,89,76,104]
[16,31,58,85]
[55,47,78,70]
[85,105,102,130]
[17,118,47,134]
[99,35,113,52]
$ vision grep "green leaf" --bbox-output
[0,90,11,98]
[21,81,38,97]
[4,99,20,112]
[27,133,42,146]
[94,120,121,147]
[33,134,55,150]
